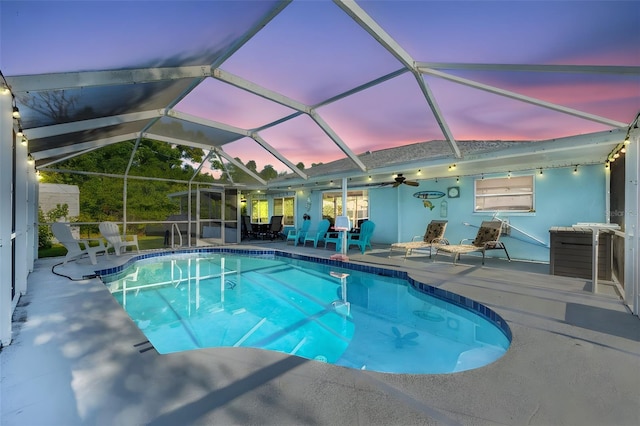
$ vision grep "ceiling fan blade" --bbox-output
[392,182,401,188]
[405,180,419,187]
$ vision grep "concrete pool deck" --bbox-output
[1,244,639,425]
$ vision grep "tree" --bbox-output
[40,139,213,225]
[260,165,278,181]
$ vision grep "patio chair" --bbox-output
[324,216,351,252]
[241,215,256,240]
[302,219,331,248]
[347,220,376,254]
[286,219,311,246]
[257,215,284,240]
[51,222,109,265]
[433,220,510,265]
[99,221,140,256]
[324,229,344,251]
[390,220,449,259]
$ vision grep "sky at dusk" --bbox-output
[1,0,639,174]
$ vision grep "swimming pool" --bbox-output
[99,249,511,374]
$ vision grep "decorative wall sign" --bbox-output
[447,186,460,198]
[440,200,448,217]
[412,190,445,200]
[413,190,445,210]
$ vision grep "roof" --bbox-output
[1,1,638,188]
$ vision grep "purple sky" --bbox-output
[2,1,638,173]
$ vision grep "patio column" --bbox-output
[625,125,639,317]
[0,88,13,346]
[13,114,29,296]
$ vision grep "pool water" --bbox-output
[101,251,510,374]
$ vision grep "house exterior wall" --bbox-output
[369,164,607,263]
[38,183,80,219]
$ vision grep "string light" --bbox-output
[12,106,20,119]
[607,112,638,162]
[507,171,511,179]
[573,165,578,174]
[539,168,543,176]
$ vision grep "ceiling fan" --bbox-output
[380,173,419,188]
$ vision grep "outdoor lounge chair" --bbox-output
[303,219,330,248]
[286,219,311,246]
[51,222,109,265]
[347,220,375,254]
[390,220,449,259]
[99,221,140,256]
[433,220,510,265]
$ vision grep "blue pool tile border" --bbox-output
[96,248,512,341]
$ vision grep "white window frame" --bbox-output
[273,196,295,226]
[322,190,369,227]
[474,175,535,213]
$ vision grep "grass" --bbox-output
[38,236,166,258]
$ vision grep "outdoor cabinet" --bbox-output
[549,226,612,280]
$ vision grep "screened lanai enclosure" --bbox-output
[1,0,639,346]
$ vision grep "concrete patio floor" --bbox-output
[1,242,639,426]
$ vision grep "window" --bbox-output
[273,196,294,226]
[475,176,534,212]
[322,191,369,228]
[250,199,268,223]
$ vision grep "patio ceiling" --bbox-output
[1,0,639,188]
